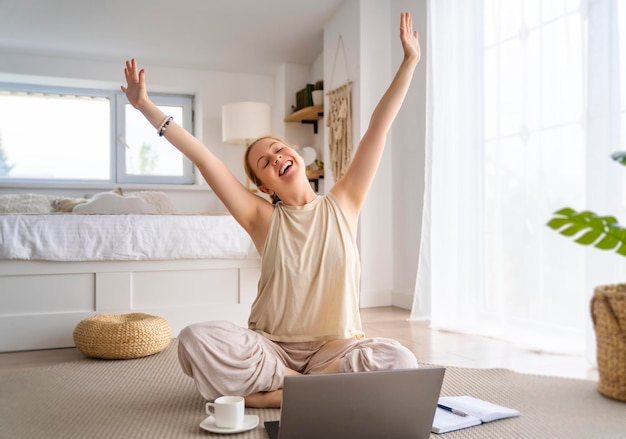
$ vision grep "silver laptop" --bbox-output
[264,367,445,439]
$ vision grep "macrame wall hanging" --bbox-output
[326,34,353,181]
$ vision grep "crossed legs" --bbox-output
[178,321,417,407]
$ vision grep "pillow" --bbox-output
[126,191,175,214]
[51,188,122,212]
[0,193,57,213]
[73,192,159,214]
[52,196,88,213]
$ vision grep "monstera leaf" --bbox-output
[547,208,626,256]
[610,150,626,166]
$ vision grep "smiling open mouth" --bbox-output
[279,160,293,176]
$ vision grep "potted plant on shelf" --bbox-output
[547,151,626,402]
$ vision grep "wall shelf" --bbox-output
[284,105,324,133]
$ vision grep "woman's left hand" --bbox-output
[400,12,420,63]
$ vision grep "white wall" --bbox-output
[323,0,427,309]
[359,1,395,307]
[310,52,326,193]
[390,0,428,309]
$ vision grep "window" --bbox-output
[0,83,194,184]
[415,0,626,355]
[482,0,587,328]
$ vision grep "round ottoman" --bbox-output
[73,313,172,359]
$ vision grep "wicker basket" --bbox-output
[73,313,172,360]
[591,284,626,402]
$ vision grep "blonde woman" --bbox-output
[121,12,421,408]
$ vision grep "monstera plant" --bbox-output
[547,151,626,256]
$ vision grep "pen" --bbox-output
[437,403,468,417]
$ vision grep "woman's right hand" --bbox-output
[120,58,149,110]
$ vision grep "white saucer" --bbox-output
[199,414,259,434]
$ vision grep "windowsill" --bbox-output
[0,181,214,192]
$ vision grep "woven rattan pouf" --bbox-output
[73,313,172,360]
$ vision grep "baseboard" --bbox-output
[359,290,392,308]
[391,291,413,310]
[360,290,415,310]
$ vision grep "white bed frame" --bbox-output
[0,258,260,352]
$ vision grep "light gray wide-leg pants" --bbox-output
[177,320,418,401]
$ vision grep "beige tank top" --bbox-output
[248,193,364,342]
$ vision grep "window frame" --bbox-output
[0,82,195,185]
[115,92,195,184]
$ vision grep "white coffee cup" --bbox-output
[205,395,245,429]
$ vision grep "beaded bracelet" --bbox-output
[157,115,173,137]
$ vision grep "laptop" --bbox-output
[264,367,445,439]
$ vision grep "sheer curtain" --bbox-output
[412,0,626,357]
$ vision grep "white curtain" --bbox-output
[412,0,626,358]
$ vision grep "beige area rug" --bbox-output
[1,339,624,439]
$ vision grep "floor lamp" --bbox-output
[222,102,271,191]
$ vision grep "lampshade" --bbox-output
[222,102,271,145]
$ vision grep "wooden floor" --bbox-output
[0,306,598,381]
[361,307,598,381]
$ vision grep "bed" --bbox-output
[0,211,261,352]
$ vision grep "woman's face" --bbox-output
[247,138,305,195]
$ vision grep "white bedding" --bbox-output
[0,214,259,261]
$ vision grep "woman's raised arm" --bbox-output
[121,59,271,240]
[330,12,420,224]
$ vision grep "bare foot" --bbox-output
[245,367,302,408]
[245,389,283,408]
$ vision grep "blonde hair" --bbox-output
[243,135,289,204]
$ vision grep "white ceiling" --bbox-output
[0,0,344,74]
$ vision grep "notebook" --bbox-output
[264,367,445,439]
[431,396,520,434]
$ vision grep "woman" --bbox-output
[121,12,421,408]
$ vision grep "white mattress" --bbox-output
[0,214,259,261]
